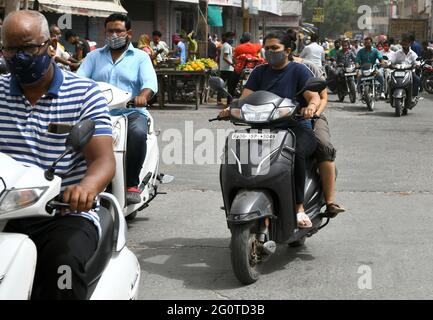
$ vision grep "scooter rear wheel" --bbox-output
[230,224,260,285]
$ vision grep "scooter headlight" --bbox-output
[0,187,47,214]
[272,106,296,120]
[345,66,355,73]
[242,103,275,122]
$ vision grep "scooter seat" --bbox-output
[85,207,114,293]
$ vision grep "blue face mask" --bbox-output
[5,51,52,84]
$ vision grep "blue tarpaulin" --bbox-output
[208,5,223,27]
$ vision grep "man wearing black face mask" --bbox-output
[0,10,115,299]
[78,13,157,205]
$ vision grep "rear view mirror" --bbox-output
[298,77,327,95]
[209,77,225,91]
[66,120,96,153]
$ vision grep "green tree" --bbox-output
[303,0,356,38]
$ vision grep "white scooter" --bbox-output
[0,120,140,299]
[98,82,173,220]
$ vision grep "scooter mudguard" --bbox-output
[0,233,37,299]
[393,88,406,99]
[227,190,275,224]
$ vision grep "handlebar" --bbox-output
[46,195,98,213]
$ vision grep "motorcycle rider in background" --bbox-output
[355,37,386,99]
[390,35,421,103]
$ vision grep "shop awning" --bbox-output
[171,0,199,3]
[34,0,127,18]
[208,5,223,27]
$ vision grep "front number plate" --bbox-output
[232,133,277,140]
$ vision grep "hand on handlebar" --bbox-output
[300,105,316,120]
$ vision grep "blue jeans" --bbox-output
[126,112,148,188]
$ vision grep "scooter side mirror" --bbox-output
[209,76,225,91]
[297,77,327,95]
[209,76,233,99]
[66,120,96,153]
[45,120,96,181]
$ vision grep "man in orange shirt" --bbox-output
[234,32,262,58]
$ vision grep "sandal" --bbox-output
[297,212,313,229]
[323,203,345,218]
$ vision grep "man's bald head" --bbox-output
[2,10,49,46]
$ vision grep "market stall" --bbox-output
[155,59,218,110]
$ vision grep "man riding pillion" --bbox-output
[356,37,386,99]
[0,10,115,299]
[219,31,340,228]
[390,34,421,103]
[78,14,158,205]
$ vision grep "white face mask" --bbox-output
[105,34,128,50]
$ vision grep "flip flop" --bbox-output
[323,203,346,218]
[297,212,313,229]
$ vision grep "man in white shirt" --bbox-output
[390,35,421,98]
[150,30,169,63]
[300,33,325,69]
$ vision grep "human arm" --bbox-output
[62,85,115,212]
[315,89,328,116]
[136,53,158,106]
[301,90,321,119]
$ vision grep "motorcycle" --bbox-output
[420,59,433,94]
[98,82,173,221]
[0,120,140,299]
[209,76,332,285]
[358,63,381,111]
[336,62,357,103]
[388,61,420,117]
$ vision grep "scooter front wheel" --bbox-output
[230,223,260,285]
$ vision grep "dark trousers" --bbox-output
[412,72,421,96]
[290,124,318,205]
[218,71,237,104]
[4,215,99,300]
[127,112,148,188]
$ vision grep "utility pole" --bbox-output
[198,0,209,58]
[242,0,250,33]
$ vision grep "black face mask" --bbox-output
[227,39,234,45]
[265,50,287,67]
[5,50,52,84]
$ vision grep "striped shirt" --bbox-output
[0,63,112,235]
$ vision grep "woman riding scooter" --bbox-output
[219,31,321,229]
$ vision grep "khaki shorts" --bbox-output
[313,115,336,162]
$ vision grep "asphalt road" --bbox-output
[128,93,433,300]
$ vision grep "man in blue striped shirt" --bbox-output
[0,10,115,299]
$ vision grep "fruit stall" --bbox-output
[155,59,218,110]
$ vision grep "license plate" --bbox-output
[232,133,277,140]
[345,73,356,76]
[394,71,406,77]
[362,76,375,81]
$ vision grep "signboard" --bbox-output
[312,7,324,23]
[388,19,428,42]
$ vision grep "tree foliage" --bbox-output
[302,0,386,38]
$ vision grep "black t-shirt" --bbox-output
[77,40,90,59]
[245,62,314,109]
[208,40,217,60]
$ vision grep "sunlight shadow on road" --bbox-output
[134,238,316,291]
